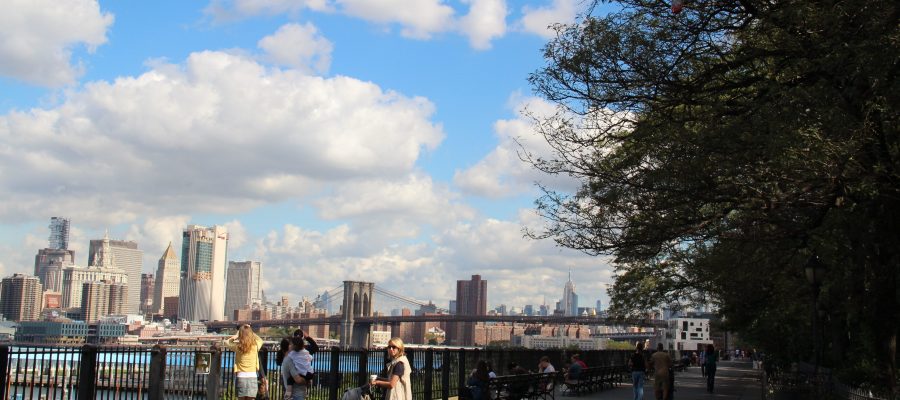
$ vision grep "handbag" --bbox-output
[256,345,269,400]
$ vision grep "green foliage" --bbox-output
[605,341,638,351]
[527,0,900,392]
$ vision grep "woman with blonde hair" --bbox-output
[370,337,412,400]
[224,324,265,400]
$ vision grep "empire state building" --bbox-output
[561,270,578,316]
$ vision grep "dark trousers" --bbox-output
[706,365,717,392]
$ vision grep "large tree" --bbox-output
[526,0,899,390]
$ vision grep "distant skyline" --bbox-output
[0,0,617,311]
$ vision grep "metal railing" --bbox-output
[762,362,891,400]
[1,344,631,400]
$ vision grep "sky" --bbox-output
[0,0,617,313]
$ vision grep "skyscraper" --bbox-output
[81,280,127,322]
[34,248,75,293]
[178,225,228,322]
[88,234,143,314]
[140,273,155,314]
[0,274,43,321]
[224,261,261,320]
[60,264,128,309]
[48,217,71,250]
[449,274,487,345]
[153,242,180,314]
[560,270,578,316]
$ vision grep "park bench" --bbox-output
[486,371,560,400]
[560,366,627,396]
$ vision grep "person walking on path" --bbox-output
[650,343,673,400]
[223,324,265,400]
[629,342,648,400]
[703,344,719,393]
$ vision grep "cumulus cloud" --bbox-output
[0,0,113,87]
[0,50,443,222]
[336,0,455,39]
[258,23,333,74]
[253,208,612,310]
[205,0,331,22]
[458,0,507,50]
[454,95,579,198]
[518,0,577,39]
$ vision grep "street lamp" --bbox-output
[805,255,826,376]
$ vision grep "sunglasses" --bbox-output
[388,345,399,350]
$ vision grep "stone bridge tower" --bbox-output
[340,281,374,348]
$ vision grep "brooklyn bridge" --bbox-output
[205,280,665,348]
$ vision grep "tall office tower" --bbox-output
[48,217,71,250]
[60,265,128,308]
[0,274,43,321]
[88,234,143,314]
[34,248,75,293]
[224,261,262,320]
[596,299,602,312]
[178,225,228,322]
[81,280,127,322]
[140,273,155,314]
[560,270,578,316]
[449,274,487,345]
[153,242,181,314]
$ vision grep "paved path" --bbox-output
[569,360,762,400]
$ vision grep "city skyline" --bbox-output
[0,0,618,313]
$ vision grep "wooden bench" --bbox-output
[487,371,560,400]
[560,365,627,396]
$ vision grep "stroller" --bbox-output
[342,383,373,400]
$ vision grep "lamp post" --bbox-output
[805,255,826,377]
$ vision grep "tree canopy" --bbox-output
[526,0,898,391]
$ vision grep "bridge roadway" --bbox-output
[205,314,667,331]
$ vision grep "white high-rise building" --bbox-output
[560,270,578,316]
[60,265,128,309]
[153,242,181,314]
[224,261,261,321]
[178,225,228,322]
[88,233,143,314]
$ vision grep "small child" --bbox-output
[283,336,314,399]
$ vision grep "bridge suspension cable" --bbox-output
[374,286,450,313]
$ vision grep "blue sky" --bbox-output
[0,0,616,313]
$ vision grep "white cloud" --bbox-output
[0,51,444,222]
[336,0,455,39]
[518,0,577,39]
[252,208,612,311]
[205,0,331,22]
[454,95,579,197]
[258,23,333,74]
[458,0,507,50]
[0,0,113,87]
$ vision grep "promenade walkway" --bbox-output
[573,360,761,400]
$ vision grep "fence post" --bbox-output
[424,348,433,400]
[329,348,341,400]
[148,344,167,400]
[441,349,450,400]
[207,346,223,400]
[0,345,8,400]
[77,344,98,399]
[358,349,368,387]
[457,349,466,395]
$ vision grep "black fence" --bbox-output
[0,344,631,400]
[762,362,891,400]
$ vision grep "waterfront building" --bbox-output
[153,242,181,314]
[665,317,714,352]
[224,261,261,321]
[448,274,487,346]
[88,234,143,314]
[178,225,228,322]
[15,320,127,344]
[140,273,155,314]
[0,274,43,321]
[514,334,607,350]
